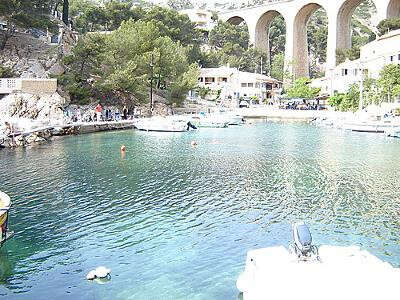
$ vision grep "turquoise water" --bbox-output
[1,122,400,299]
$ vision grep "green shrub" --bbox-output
[377,18,400,36]
[0,64,15,78]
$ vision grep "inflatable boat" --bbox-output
[0,191,13,246]
[237,222,400,300]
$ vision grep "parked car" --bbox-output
[0,22,7,31]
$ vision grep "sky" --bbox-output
[149,0,248,9]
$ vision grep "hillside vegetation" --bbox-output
[1,0,397,108]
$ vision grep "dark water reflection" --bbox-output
[0,122,400,299]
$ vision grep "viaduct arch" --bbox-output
[221,0,400,79]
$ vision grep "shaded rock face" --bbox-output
[1,26,75,79]
[0,92,69,130]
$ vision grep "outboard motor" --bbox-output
[291,222,319,260]
[187,121,197,130]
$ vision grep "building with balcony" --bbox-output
[191,66,282,103]
[180,9,216,31]
[312,29,400,96]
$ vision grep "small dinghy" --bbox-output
[237,222,400,300]
[86,266,111,283]
[0,191,13,246]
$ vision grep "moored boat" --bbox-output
[134,117,196,132]
[0,191,13,246]
[385,126,400,138]
[342,121,395,133]
[237,222,400,300]
[191,116,229,128]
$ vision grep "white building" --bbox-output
[361,29,400,78]
[312,29,400,95]
[192,66,282,103]
[179,9,216,31]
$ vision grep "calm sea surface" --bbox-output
[0,122,400,299]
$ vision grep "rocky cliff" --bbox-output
[0,26,77,79]
[0,92,67,129]
[0,25,77,132]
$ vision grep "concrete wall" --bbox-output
[220,0,400,79]
[0,78,57,95]
[20,79,57,94]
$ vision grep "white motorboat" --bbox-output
[342,121,395,133]
[213,110,244,125]
[191,111,242,128]
[342,112,400,133]
[190,114,229,128]
[134,117,196,132]
[237,222,400,300]
[385,127,400,138]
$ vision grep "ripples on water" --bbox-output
[0,122,400,299]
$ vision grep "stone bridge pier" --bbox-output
[220,0,400,79]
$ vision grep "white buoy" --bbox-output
[86,266,111,280]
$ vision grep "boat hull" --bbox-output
[385,127,400,138]
[134,118,191,132]
[0,191,13,246]
[237,246,400,300]
[343,122,395,133]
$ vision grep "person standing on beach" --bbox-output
[123,105,128,120]
[4,122,16,147]
[95,103,103,122]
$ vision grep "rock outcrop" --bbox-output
[0,25,76,79]
[0,92,69,129]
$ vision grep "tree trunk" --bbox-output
[0,26,14,51]
[0,35,7,51]
[53,0,61,19]
[62,0,69,26]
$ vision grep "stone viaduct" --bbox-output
[219,0,400,79]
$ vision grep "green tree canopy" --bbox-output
[328,84,360,112]
[377,18,400,36]
[208,21,249,50]
[336,47,361,65]
[70,0,145,33]
[0,0,57,49]
[142,6,199,47]
[270,52,285,81]
[286,77,320,99]
[377,64,400,102]
[62,20,199,106]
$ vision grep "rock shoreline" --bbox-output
[0,121,135,148]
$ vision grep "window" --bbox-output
[255,83,260,88]
[205,77,215,84]
[198,77,203,82]
[398,54,400,61]
[222,77,227,82]
[241,83,247,87]
[354,69,358,77]
[390,56,394,62]
[342,69,348,76]
[248,83,254,88]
